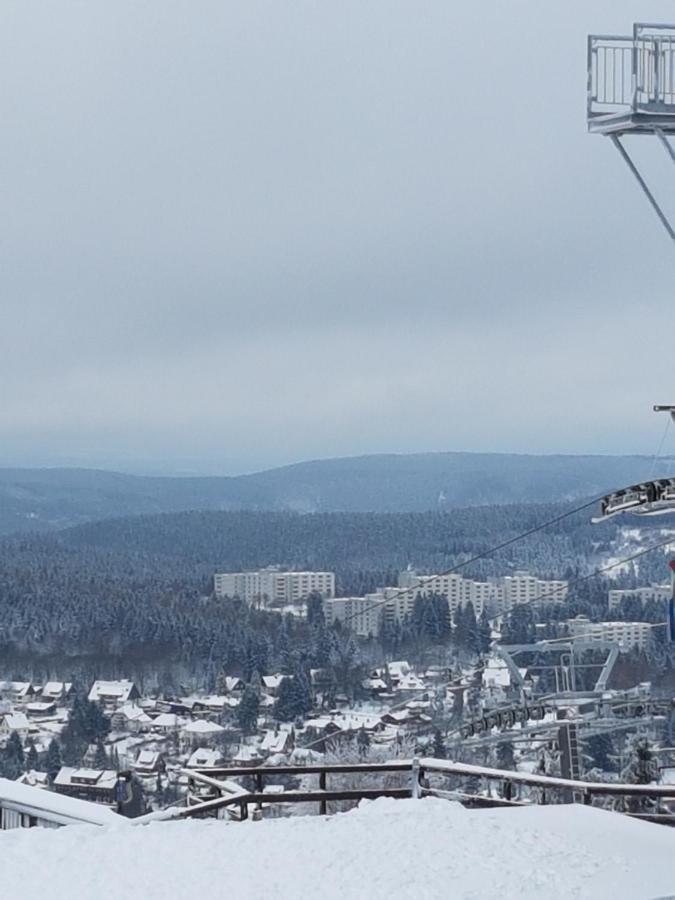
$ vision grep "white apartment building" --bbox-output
[608,584,671,612]
[214,567,335,606]
[490,572,568,613]
[395,571,498,617]
[322,597,382,638]
[388,569,568,622]
[566,615,653,650]
[321,568,570,637]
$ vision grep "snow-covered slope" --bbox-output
[3,798,675,899]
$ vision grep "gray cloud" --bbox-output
[1,1,674,473]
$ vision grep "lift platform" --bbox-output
[588,23,675,240]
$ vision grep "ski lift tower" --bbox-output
[588,23,675,241]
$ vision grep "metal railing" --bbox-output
[588,23,675,121]
[162,758,675,825]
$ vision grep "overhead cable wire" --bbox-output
[650,414,673,479]
[339,494,606,628]
[487,534,675,626]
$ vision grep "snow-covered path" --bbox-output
[3,797,675,899]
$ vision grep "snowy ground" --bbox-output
[4,798,675,900]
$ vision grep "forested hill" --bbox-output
[0,502,639,680]
[61,503,618,583]
[1,451,673,534]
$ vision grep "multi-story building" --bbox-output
[489,572,568,614]
[322,597,382,637]
[317,569,571,637]
[608,584,671,612]
[386,569,568,623]
[566,615,653,650]
[214,567,335,606]
[393,570,499,618]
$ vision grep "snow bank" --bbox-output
[0,777,122,827]
[3,797,675,899]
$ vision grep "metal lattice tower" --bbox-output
[588,23,675,241]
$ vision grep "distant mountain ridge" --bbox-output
[0,451,673,535]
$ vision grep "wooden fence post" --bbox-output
[255,772,264,810]
[411,758,421,799]
[319,770,327,815]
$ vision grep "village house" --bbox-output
[151,712,182,734]
[231,744,263,766]
[25,701,57,718]
[0,711,32,740]
[40,682,74,704]
[133,749,165,777]
[88,680,140,710]
[260,728,295,757]
[16,770,49,789]
[190,695,229,720]
[0,682,36,704]
[261,674,287,697]
[181,719,225,747]
[111,704,152,734]
[186,746,224,768]
[0,777,121,829]
[53,767,118,805]
[156,698,194,716]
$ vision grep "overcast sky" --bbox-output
[1,2,674,474]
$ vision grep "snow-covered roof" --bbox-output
[363,678,387,690]
[182,719,225,735]
[88,680,137,703]
[1,712,31,731]
[115,704,152,723]
[289,747,324,764]
[482,659,512,688]
[0,681,33,696]
[395,675,426,691]
[152,713,181,728]
[262,674,286,690]
[387,661,411,677]
[260,731,292,753]
[194,695,228,710]
[41,681,73,698]
[187,747,223,768]
[54,767,117,790]
[0,776,122,827]
[305,712,381,732]
[232,745,261,763]
[26,701,56,713]
[16,770,49,788]
[135,750,161,767]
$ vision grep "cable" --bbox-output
[338,495,603,628]
[488,533,675,625]
[650,414,672,479]
[534,620,667,647]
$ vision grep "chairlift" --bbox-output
[592,478,675,522]
[592,406,675,522]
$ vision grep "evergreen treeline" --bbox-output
[61,502,619,581]
[1,501,672,687]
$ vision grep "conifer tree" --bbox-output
[237,686,260,734]
[94,740,109,770]
[432,728,447,760]
[46,738,62,778]
[356,726,371,758]
[25,739,38,772]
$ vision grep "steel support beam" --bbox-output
[594,644,619,691]
[610,134,675,241]
[655,126,675,164]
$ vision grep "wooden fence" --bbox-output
[164,758,675,825]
